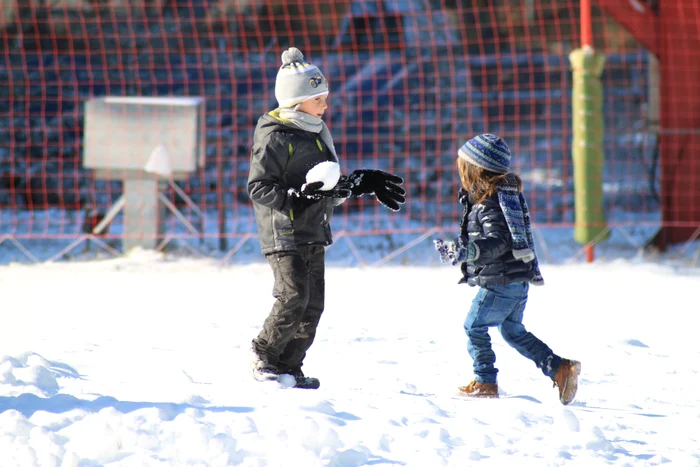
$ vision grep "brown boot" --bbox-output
[457,380,499,398]
[553,359,581,405]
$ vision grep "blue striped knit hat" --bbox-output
[458,134,511,174]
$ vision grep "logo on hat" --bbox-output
[309,74,324,88]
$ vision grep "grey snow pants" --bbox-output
[252,245,325,371]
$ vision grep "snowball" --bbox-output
[305,161,340,191]
[278,374,296,388]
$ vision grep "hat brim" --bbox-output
[457,148,508,173]
[279,90,329,108]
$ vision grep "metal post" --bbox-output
[570,0,609,263]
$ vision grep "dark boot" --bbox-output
[250,351,279,382]
[284,367,320,389]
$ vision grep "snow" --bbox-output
[144,145,172,178]
[306,162,341,191]
[1,249,699,466]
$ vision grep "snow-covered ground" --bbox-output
[1,248,699,466]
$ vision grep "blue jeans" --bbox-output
[464,282,561,385]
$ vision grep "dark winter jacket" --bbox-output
[458,189,538,287]
[248,111,339,255]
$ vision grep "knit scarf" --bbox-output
[496,174,544,286]
[278,108,338,162]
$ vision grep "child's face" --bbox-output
[298,95,328,118]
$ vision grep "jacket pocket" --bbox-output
[273,209,294,237]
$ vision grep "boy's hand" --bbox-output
[287,180,354,211]
[300,180,353,199]
[287,184,321,210]
[345,169,406,212]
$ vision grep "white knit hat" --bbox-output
[274,47,329,108]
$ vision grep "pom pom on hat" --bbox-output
[281,47,305,66]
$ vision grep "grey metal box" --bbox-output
[83,96,205,179]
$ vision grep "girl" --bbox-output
[434,133,580,405]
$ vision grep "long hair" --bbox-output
[457,157,522,204]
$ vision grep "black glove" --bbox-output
[301,180,353,199]
[346,169,406,212]
[434,236,478,265]
[287,180,353,210]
